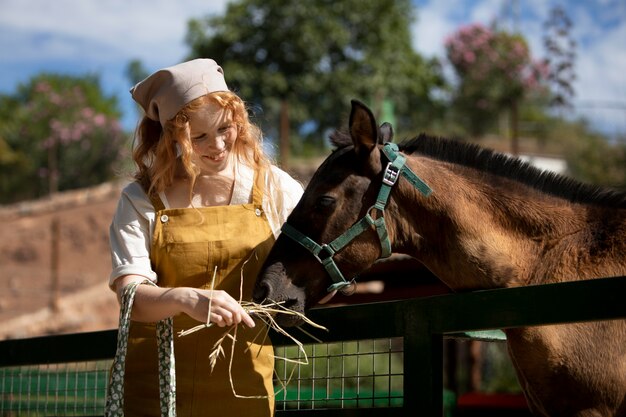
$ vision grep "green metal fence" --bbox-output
[1,276,625,416]
[273,339,406,411]
[0,361,110,416]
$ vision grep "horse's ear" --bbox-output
[380,122,394,143]
[349,100,380,156]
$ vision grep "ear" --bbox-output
[379,122,394,143]
[349,100,380,157]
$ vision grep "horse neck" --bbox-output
[386,157,616,290]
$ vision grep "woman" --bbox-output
[108,58,303,416]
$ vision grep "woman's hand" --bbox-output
[183,288,255,328]
[113,275,255,327]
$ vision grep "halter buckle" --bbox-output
[382,162,400,186]
[317,244,335,262]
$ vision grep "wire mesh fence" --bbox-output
[0,338,403,416]
[0,360,111,416]
[274,337,404,411]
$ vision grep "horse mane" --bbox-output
[328,130,626,208]
[329,129,353,149]
[401,134,626,209]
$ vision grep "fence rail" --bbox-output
[1,276,625,416]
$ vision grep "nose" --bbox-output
[212,135,226,150]
[252,280,273,304]
[193,134,225,152]
[205,136,225,152]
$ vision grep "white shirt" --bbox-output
[108,163,303,287]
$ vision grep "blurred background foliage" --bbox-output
[0,0,625,205]
[0,74,127,203]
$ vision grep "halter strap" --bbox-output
[281,142,432,293]
[381,143,432,199]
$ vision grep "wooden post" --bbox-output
[469,340,483,391]
[279,98,290,170]
[48,141,58,195]
[510,100,519,156]
[48,137,60,312]
[50,216,60,312]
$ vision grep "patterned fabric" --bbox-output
[105,280,176,417]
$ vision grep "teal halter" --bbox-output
[280,142,432,293]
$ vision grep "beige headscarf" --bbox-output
[130,58,229,127]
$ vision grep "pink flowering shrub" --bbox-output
[445,23,548,134]
[0,74,128,203]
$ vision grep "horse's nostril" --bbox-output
[253,281,272,303]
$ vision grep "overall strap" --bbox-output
[149,193,166,212]
[138,179,166,212]
[251,168,266,206]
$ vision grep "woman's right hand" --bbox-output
[183,288,256,328]
[113,275,255,328]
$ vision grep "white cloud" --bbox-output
[467,0,502,24]
[0,0,231,129]
[571,16,626,134]
[0,0,229,67]
[411,3,456,57]
[576,23,626,99]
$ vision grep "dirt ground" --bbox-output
[0,182,123,339]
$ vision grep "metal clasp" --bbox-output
[382,162,400,186]
[316,244,335,262]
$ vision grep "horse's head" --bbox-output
[254,100,401,326]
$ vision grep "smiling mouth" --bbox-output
[205,150,226,161]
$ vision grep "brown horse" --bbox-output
[254,100,626,416]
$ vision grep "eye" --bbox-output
[192,134,207,144]
[314,196,336,211]
[218,124,232,134]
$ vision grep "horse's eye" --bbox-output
[315,196,336,210]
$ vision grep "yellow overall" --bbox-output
[124,172,275,417]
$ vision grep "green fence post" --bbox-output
[403,302,443,416]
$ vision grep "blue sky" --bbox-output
[1,0,625,138]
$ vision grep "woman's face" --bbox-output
[187,101,238,175]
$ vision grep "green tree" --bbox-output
[445,23,548,152]
[125,59,150,119]
[186,0,445,165]
[125,59,149,86]
[0,74,127,204]
[547,119,626,188]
